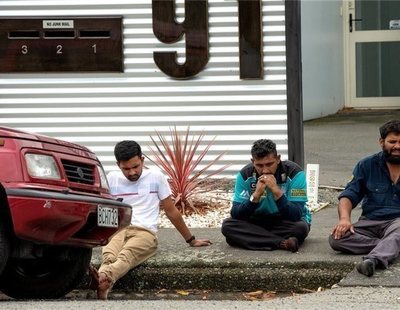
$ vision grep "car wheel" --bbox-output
[0,221,10,275]
[0,246,92,299]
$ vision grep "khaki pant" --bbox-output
[98,225,158,283]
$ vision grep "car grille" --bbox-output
[61,160,95,185]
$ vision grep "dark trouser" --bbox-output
[329,217,400,268]
[221,217,310,251]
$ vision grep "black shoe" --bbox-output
[279,237,299,253]
[356,259,376,277]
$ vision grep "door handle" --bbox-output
[349,13,363,32]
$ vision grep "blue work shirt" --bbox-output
[339,151,400,220]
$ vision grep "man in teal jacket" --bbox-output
[221,139,311,252]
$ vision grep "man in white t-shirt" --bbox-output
[90,140,212,299]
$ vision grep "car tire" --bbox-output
[0,221,10,275]
[0,246,92,299]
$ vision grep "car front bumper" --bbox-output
[6,188,132,247]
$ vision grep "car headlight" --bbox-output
[97,165,110,190]
[25,153,61,179]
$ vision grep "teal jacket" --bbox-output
[231,161,312,224]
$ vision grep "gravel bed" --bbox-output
[158,186,343,228]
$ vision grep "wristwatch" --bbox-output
[186,235,195,243]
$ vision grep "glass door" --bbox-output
[345,0,400,108]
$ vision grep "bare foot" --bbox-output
[97,272,113,300]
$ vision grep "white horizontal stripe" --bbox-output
[19,127,288,136]
[124,57,286,64]
[124,36,285,44]
[100,154,288,163]
[0,74,287,85]
[0,0,283,5]
[47,134,288,143]
[1,85,286,94]
[98,165,257,177]
[124,25,285,35]
[123,46,286,54]
[0,104,286,114]
[0,0,147,5]
[89,139,287,152]
[2,114,287,123]
[0,95,287,104]
[0,6,284,16]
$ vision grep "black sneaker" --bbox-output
[356,259,376,277]
[279,237,299,253]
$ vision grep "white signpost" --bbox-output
[306,163,323,212]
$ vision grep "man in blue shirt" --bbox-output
[221,139,311,252]
[330,120,400,277]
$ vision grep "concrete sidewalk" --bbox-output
[87,110,400,296]
[89,205,399,293]
[89,204,363,293]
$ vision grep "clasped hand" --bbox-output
[255,174,282,200]
[256,174,276,191]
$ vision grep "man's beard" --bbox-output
[383,149,400,164]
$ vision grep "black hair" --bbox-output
[114,140,142,162]
[379,120,400,139]
[251,139,277,159]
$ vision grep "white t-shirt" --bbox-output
[107,167,172,232]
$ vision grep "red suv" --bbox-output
[0,126,132,299]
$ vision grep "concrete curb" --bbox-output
[111,261,354,292]
[80,205,364,293]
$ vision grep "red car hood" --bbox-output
[0,126,94,156]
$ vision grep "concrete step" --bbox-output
[83,205,365,292]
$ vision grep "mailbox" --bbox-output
[0,17,123,72]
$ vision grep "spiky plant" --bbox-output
[146,127,229,214]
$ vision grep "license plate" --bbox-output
[97,206,118,228]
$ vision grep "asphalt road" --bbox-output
[1,287,400,310]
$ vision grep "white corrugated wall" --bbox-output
[0,0,287,177]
